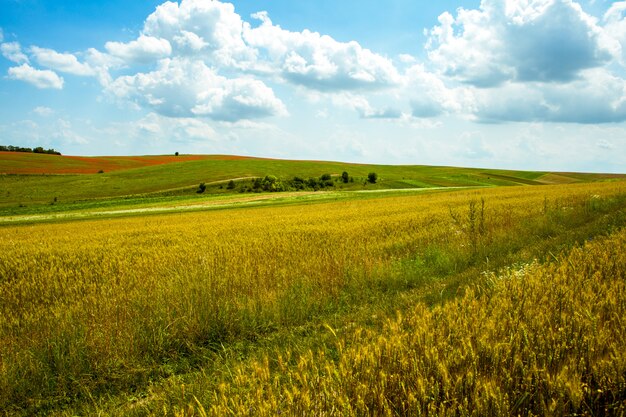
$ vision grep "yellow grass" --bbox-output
[1,181,625,415]
[201,222,626,416]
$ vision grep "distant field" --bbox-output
[0,152,254,174]
[1,153,624,214]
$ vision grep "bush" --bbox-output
[342,171,349,183]
[197,183,206,194]
[262,175,284,192]
[320,173,332,182]
[227,180,236,190]
[368,172,378,184]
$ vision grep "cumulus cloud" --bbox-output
[105,35,172,64]
[405,64,473,118]
[1,42,29,63]
[334,94,402,119]
[33,106,54,117]
[603,2,626,64]
[142,0,255,65]
[136,112,216,142]
[473,69,626,123]
[108,58,286,121]
[140,1,401,91]
[30,46,95,76]
[427,0,617,86]
[6,0,626,130]
[8,63,64,89]
[398,54,417,64]
[244,11,400,91]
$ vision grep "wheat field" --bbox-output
[1,181,625,415]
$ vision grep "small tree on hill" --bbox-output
[368,172,378,184]
[227,180,236,190]
[342,171,349,183]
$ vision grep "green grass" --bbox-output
[2,154,623,215]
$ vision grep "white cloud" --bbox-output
[7,63,64,89]
[458,131,494,159]
[597,138,613,149]
[1,42,29,63]
[108,57,287,121]
[84,48,125,86]
[603,2,626,64]
[333,94,402,119]
[398,54,417,64]
[426,0,617,86]
[53,119,89,145]
[30,46,95,76]
[142,0,255,66]
[244,12,400,91]
[136,112,216,142]
[405,64,472,118]
[473,68,626,123]
[33,106,54,117]
[105,35,172,64]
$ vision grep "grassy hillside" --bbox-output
[1,153,623,212]
[1,181,625,416]
[0,151,224,174]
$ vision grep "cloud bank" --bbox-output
[3,0,626,126]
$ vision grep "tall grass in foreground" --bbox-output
[0,182,625,415]
[197,223,626,416]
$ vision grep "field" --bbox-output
[2,153,624,218]
[1,161,626,416]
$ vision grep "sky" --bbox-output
[1,0,625,173]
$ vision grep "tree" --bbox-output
[262,175,284,192]
[197,182,206,193]
[368,172,378,184]
[341,171,349,183]
[175,151,179,156]
[227,180,236,190]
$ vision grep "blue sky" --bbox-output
[1,0,625,173]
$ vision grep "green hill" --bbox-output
[1,153,623,212]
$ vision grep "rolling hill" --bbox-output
[1,152,624,211]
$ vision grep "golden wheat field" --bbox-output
[201,224,626,416]
[1,181,626,416]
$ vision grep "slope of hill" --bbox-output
[0,151,254,174]
[1,153,624,211]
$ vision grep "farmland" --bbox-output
[1,164,626,415]
[2,153,623,219]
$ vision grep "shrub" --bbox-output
[342,171,349,183]
[368,172,378,184]
[227,180,236,190]
[197,183,206,194]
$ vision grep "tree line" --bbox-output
[0,145,62,155]
[198,171,378,194]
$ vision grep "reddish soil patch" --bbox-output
[0,153,247,174]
